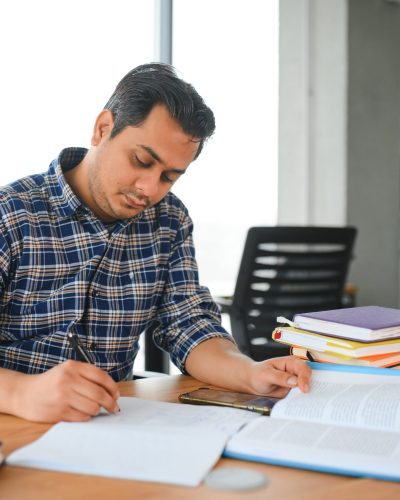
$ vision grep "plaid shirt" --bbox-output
[0,148,231,381]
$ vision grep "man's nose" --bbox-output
[135,171,159,198]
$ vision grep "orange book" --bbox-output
[291,346,400,368]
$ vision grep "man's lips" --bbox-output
[123,193,148,209]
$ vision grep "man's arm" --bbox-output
[0,361,120,423]
[185,338,311,398]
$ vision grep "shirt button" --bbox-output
[92,289,99,297]
[90,342,97,350]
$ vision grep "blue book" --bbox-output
[224,363,400,482]
[293,305,400,342]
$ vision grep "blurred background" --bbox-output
[0,0,278,299]
[1,0,400,369]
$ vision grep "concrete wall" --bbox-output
[347,0,400,307]
[279,0,348,225]
[279,0,400,307]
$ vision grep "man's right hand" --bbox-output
[3,361,120,423]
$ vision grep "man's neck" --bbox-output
[63,159,89,208]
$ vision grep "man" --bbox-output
[0,63,310,423]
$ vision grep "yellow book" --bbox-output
[272,326,400,358]
[291,346,400,368]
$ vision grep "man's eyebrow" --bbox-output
[139,145,162,163]
[138,145,187,174]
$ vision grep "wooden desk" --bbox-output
[1,375,399,500]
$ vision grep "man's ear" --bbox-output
[91,110,114,146]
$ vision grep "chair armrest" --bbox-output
[342,282,358,307]
[214,295,233,314]
[132,370,169,379]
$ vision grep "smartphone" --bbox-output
[178,387,279,415]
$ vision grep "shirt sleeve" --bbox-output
[0,217,11,295]
[151,209,235,373]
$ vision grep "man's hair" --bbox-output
[104,63,215,159]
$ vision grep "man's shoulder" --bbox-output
[0,173,48,211]
[139,192,191,235]
[155,191,189,217]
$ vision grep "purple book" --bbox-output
[294,306,400,342]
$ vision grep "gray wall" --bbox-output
[347,0,400,307]
[279,0,400,308]
[279,0,348,226]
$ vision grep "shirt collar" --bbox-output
[47,147,89,219]
[47,147,144,223]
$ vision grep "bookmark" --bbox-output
[276,316,298,328]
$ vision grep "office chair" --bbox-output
[143,323,170,374]
[131,322,170,379]
[218,226,357,361]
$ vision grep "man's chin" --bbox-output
[119,205,146,219]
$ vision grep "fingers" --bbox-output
[64,361,120,415]
[62,398,98,422]
[268,356,312,393]
[65,391,112,418]
[295,364,312,393]
[20,361,121,423]
[73,376,120,415]
[287,356,311,392]
[76,362,120,401]
[63,411,92,422]
[249,356,312,396]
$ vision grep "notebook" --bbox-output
[293,305,400,341]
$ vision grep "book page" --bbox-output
[225,417,400,479]
[271,368,400,431]
[7,397,260,487]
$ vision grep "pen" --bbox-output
[67,332,92,363]
[67,332,120,413]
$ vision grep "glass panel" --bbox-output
[0,0,155,185]
[173,0,279,297]
[0,0,155,373]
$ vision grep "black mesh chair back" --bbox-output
[230,226,357,360]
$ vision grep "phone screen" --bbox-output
[178,387,279,415]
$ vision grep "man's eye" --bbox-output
[161,172,174,184]
[135,155,151,167]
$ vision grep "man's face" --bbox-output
[85,104,199,222]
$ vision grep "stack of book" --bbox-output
[272,305,400,368]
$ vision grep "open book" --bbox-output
[7,364,400,485]
[225,363,400,481]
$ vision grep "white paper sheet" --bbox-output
[7,397,260,487]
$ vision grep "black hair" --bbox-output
[104,63,215,159]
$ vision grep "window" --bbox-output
[0,0,155,372]
[173,0,279,298]
[0,0,154,184]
